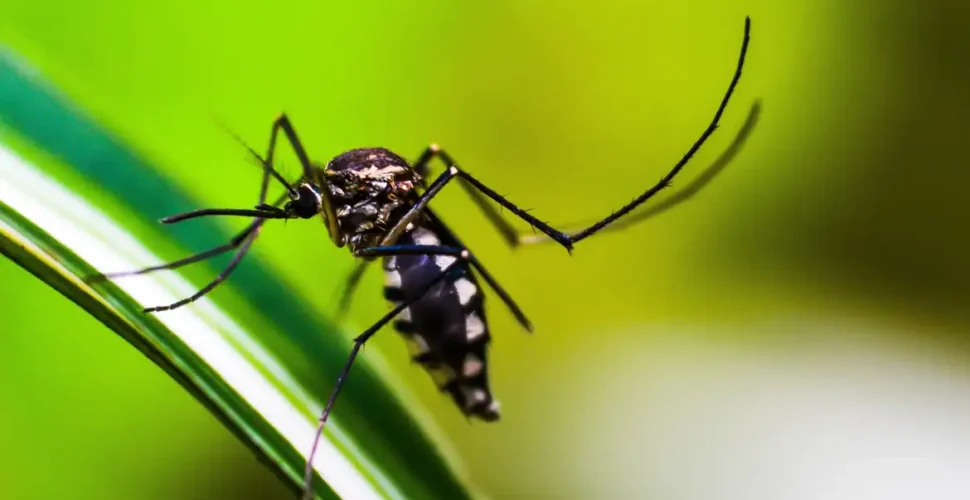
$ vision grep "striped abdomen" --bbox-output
[382,224,500,421]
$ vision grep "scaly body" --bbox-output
[325,147,500,419]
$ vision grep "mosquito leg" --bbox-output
[353,244,464,258]
[142,229,260,313]
[518,99,762,245]
[411,145,522,247]
[423,207,532,332]
[89,114,339,311]
[403,17,751,252]
[88,117,299,307]
[84,150,291,284]
[121,116,324,309]
[158,206,289,224]
[302,250,469,500]
[261,114,343,244]
[106,114,338,313]
[410,145,437,188]
[86,219,264,282]
[463,251,531,332]
[378,161,574,250]
[131,192,291,312]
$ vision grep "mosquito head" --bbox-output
[283,183,323,219]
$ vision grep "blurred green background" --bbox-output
[2,1,970,499]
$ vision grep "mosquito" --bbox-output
[87,17,751,500]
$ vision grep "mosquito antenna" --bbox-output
[217,119,300,198]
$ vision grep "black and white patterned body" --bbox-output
[382,220,500,421]
[323,147,500,421]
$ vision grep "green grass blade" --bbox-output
[0,46,475,499]
[0,152,346,499]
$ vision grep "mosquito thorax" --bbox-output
[324,148,421,250]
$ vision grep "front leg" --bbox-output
[412,144,529,248]
[406,17,751,252]
[516,99,763,245]
[260,114,344,245]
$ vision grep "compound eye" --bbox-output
[294,198,317,218]
[283,184,323,219]
[294,185,323,218]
